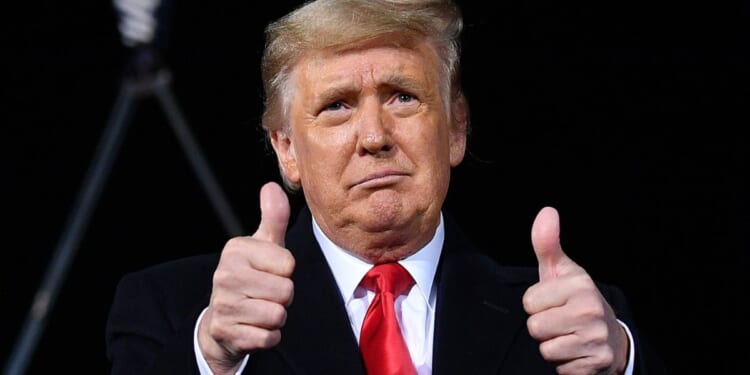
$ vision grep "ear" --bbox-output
[269,129,301,184]
[449,93,468,166]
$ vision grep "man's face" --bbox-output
[271,39,466,257]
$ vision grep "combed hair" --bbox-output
[261,0,464,132]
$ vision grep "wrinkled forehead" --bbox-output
[292,48,441,102]
[292,33,440,83]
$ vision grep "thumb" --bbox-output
[253,181,290,246]
[530,206,570,281]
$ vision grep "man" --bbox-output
[106,0,664,374]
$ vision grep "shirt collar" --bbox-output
[312,214,444,306]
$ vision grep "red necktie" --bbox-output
[359,263,417,375]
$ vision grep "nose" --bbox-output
[357,100,394,156]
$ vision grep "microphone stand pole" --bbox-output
[3,68,244,375]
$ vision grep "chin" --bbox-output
[362,249,414,264]
[362,194,409,226]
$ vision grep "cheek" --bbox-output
[295,129,355,177]
[407,121,451,162]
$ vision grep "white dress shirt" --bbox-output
[194,212,635,375]
[313,214,443,375]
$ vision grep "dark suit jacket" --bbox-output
[106,207,667,374]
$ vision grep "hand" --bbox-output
[522,207,629,375]
[198,182,295,374]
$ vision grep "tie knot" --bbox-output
[361,262,414,296]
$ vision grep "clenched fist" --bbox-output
[198,182,296,374]
[523,207,630,375]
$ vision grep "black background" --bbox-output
[3,1,748,373]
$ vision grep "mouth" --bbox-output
[351,171,408,189]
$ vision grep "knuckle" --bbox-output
[522,293,536,313]
[538,340,554,360]
[267,303,288,327]
[589,300,606,318]
[591,320,608,341]
[526,316,541,338]
[279,252,296,276]
[224,237,245,252]
[211,297,235,316]
[257,329,282,348]
[212,268,231,285]
[208,320,230,342]
[580,299,605,321]
[279,278,295,302]
[598,347,614,367]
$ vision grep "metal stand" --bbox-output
[3,68,244,375]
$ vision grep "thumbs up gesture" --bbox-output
[523,207,630,375]
[198,182,296,374]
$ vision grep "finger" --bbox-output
[531,206,571,281]
[240,268,295,305]
[218,236,295,278]
[553,355,608,375]
[526,305,574,340]
[523,272,603,316]
[254,181,290,246]
[537,325,629,375]
[235,298,288,330]
[205,315,283,353]
[537,333,586,363]
[230,325,282,352]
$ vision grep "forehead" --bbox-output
[291,40,441,91]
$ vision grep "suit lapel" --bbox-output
[432,216,530,375]
[276,208,366,375]
[272,208,533,374]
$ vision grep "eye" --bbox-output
[397,93,414,103]
[324,102,344,111]
[316,100,351,126]
[388,91,420,117]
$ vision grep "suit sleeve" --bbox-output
[599,283,670,375]
[105,257,215,375]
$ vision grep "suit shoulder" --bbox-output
[106,253,221,372]
[446,245,539,287]
[113,253,220,314]
[121,253,220,283]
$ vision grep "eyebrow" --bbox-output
[315,84,358,106]
[315,73,426,105]
[379,73,425,94]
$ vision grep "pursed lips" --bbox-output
[351,171,408,188]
